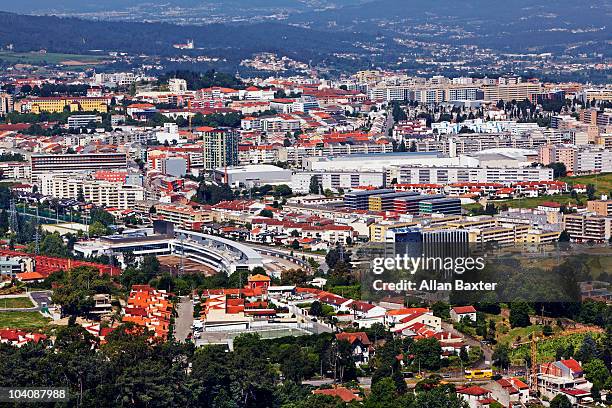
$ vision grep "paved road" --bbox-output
[441,321,493,369]
[247,243,325,263]
[174,296,194,342]
[303,377,372,388]
[381,108,395,136]
[29,291,52,310]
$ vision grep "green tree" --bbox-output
[36,232,69,257]
[550,394,572,408]
[273,185,293,197]
[309,176,320,195]
[583,358,609,390]
[492,344,510,369]
[509,302,531,328]
[546,162,567,178]
[558,230,571,242]
[365,377,403,408]
[291,239,300,250]
[586,184,597,200]
[0,210,9,235]
[89,208,114,226]
[412,386,468,408]
[432,302,450,319]
[51,266,113,317]
[259,209,274,218]
[278,344,317,383]
[309,301,323,317]
[89,221,109,237]
[411,338,442,371]
[196,183,234,205]
[460,346,469,362]
[575,334,600,364]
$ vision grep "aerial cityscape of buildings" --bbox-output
[0,2,610,407]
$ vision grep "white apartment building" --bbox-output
[238,146,281,164]
[394,166,553,185]
[0,162,30,180]
[564,213,612,242]
[94,72,136,87]
[0,93,14,115]
[39,173,145,209]
[574,148,612,174]
[291,171,385,193]
[287,143,394,165]
[260,117,301,134]
[168,78,188,93]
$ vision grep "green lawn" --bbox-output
[0,311,50,330]
[495,194,588,209]
[498,324,550,346]
[462,203,484,212]
[0,297,34,309]
[463,173,612,213]
[559,172,612,195]
[0,51,108,65]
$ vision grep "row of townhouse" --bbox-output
[0,329,47,348]
[122,285,173,339]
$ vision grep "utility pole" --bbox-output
[34,206,40,255]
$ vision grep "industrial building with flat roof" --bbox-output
[213,164,292,187]
[419,198,462,216]
[394,194,446,214]
[368,191,420,211]
[30,153,128,182]
[304,152,475,172]
[344,188,395,210]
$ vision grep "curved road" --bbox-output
[442,321,493,369]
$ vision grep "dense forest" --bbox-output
[0,321,470,408]
[0,12,367,64]
[158,70,245,90]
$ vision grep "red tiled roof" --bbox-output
[336,332,371,346]
[452,306,477,314]
[561,358,583,373]
[560,388,590,396]
[312,387,361,402]
[457,386,490,396]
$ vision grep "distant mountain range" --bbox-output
[0,0,609,57]
[0,11,370,62]
[0,0,364,15]
[0,0,609,80]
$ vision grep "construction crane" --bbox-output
[530,334,538,394]
[514,333,540,394]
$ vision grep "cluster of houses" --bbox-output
[190,275,474,363]
[456,357,595,408]
[442,180,580,200]
[122,285,173,339]
[250,216,355,248]
[0,329,47,347]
